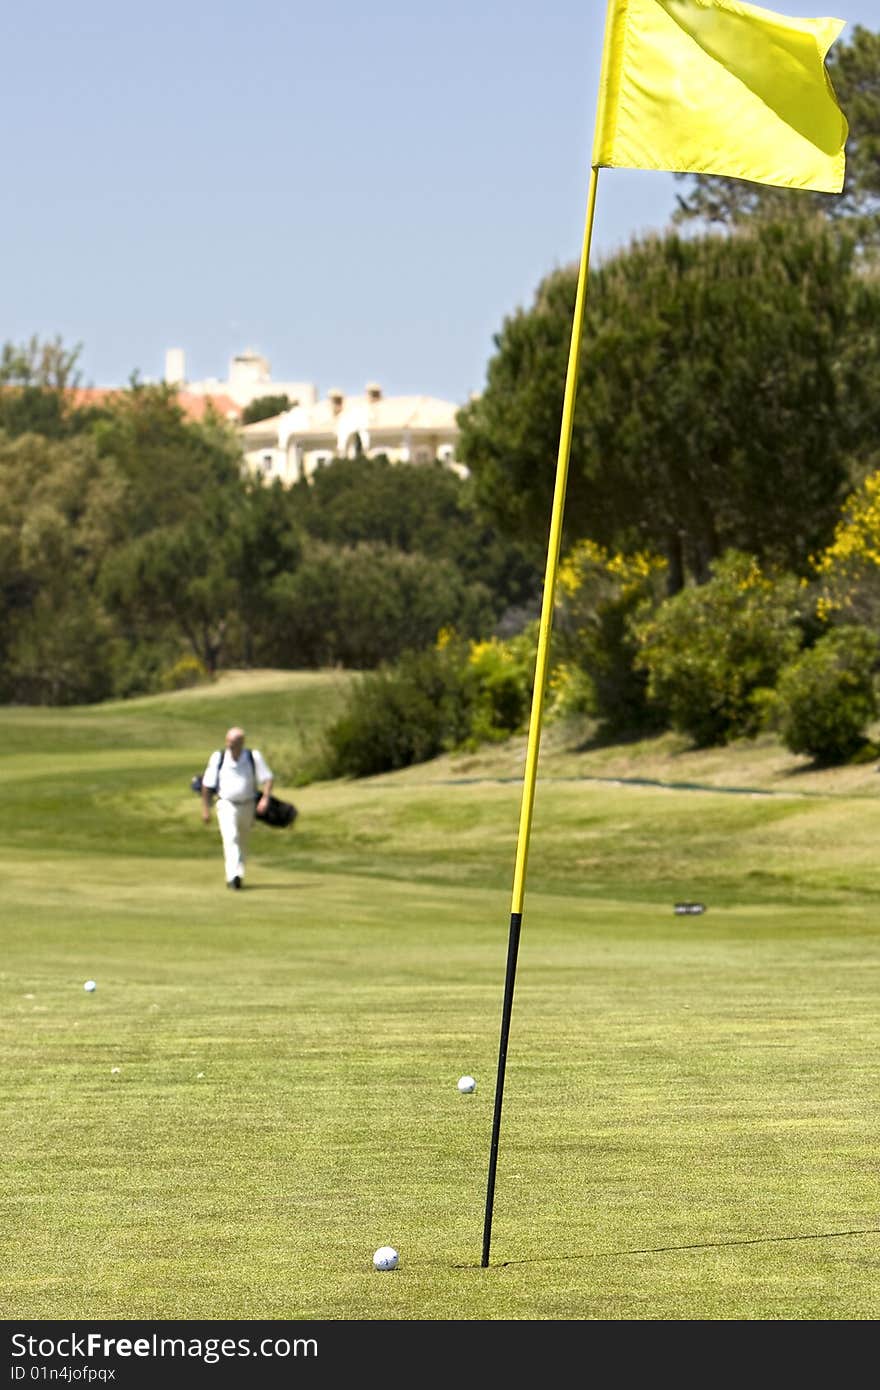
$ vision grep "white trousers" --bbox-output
[216,797,256,884]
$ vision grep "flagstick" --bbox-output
[481,165,601,1269]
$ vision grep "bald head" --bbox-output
[225,726,245,755]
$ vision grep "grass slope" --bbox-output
[1,673,878,1321]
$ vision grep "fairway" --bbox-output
[2,673,879,1321]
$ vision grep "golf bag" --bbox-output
[255,794,298,828]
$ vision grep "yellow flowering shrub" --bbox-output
[553,540,667,733]
[813,471,880,624]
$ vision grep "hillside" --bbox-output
[382,712,880,800]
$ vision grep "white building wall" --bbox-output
[163,347,317,410]
[245,386,465,483]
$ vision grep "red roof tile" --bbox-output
[67,387,242,423]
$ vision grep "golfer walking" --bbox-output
[201,726,274,890]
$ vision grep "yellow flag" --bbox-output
[592,0,848,192]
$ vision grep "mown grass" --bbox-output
[1,672,879,1321]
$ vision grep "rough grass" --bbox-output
[1,672,879,1322]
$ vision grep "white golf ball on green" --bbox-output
[373,1246,399,1271]
[83,980,97,993]
[457,1075,476,1093]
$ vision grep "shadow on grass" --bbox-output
[461,1225,880,1268]
[236,882,318,892]
[571,724,667,755]
[778,737,879,782]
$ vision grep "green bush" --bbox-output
[632,551,802,746]
[774,625,878,763]
[104,635,185,699]
[320,644,474,778]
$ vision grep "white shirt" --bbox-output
[203,747,273,804]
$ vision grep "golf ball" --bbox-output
[373,1246,399,1271]
[457,1075,476,1093]
[83,980,97,993]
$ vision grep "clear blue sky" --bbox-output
[2,1,874,406]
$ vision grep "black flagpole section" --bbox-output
[481,911,522,1267]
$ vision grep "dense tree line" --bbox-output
[0,357,539,704]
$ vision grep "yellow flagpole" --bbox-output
[482,164,602,1267]
[510,163,601,916]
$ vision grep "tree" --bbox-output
[95,472,303,678]
[458,221,880,590]
[98,518,240,676]
[91,382,244,539]
[0,400,308,691]
[0,430,120,702]
[673,26,880,250]
[89,384,259,675]
[266,540,494,668]
[219,476,304,667]
[0,336,105,439]
[290,454,540,618]
[241,394,293,424]
[4,590,116,705]
[0,335,82,389]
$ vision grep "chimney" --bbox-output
[165,348,186,385]
[366,382,382,403]
[328,388,344,415]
